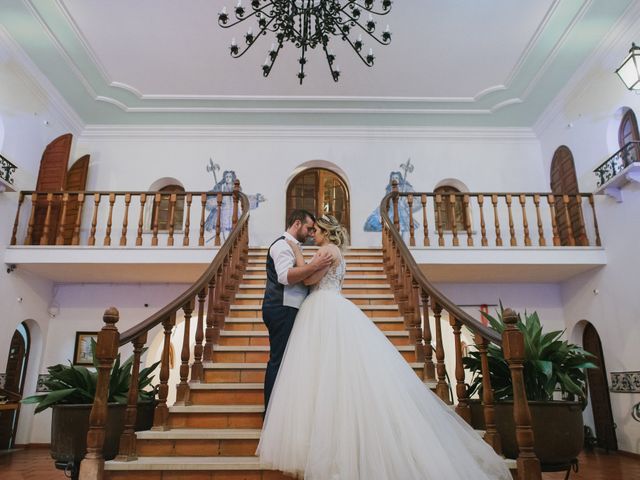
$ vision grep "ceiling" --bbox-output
[0,0,635,127]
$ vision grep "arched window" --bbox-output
[433,185,467,231]
[618,109,640,164]
[151,184,185,231]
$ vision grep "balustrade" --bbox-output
[593,140,640,187]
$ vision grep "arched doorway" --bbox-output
[550,146,587,246]
[286,168,350,237]
[582,323,617,451]
[0,322,30,449]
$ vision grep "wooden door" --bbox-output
[0,326,29,450]
[286,168,350,237]
[550,146,587,246]
[31,134,72,244]
[62,155,90,245]
[583,323,617,451]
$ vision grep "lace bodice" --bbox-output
[312,257,346,292]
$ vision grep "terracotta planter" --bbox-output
[469,399,584,466]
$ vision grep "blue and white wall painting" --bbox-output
[204,159,266,242]
[363,159,420,233]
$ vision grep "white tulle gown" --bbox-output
[257,257,512,480]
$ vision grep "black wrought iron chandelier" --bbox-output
[218,0,393,84]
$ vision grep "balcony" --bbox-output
[594,141,640,202]
[0,154,17,192]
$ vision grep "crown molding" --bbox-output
[0,24,84,135]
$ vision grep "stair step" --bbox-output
[242,275,386,280]
[230,304,398,311]
[169,405,264,413]
[245,266,384,272]
[220,330,408,337]
[247,258,384,264]
[234,293,394,300]
[239,283,391,289]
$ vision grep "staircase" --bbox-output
[104,247,509,479]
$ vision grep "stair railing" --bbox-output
[78,180,250,480]
[381,181,542,480]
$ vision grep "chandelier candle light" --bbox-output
[218,0,393,84]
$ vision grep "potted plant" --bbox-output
[22,342,159,479]
[463,306,597,467]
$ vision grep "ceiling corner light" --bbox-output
[616,43,640,90]
[218,0,393,84]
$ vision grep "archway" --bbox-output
[286,167,350,238]
[582,322,617,451]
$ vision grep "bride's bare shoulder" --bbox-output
[317,244,341,261]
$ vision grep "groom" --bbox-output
[262,209,333,410]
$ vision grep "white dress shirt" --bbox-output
[269,232,309,308]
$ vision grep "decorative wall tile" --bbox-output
[36,374,50,393]
[610,371,640,393]
[0,373,5,389]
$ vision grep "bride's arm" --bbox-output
[303,245,338,286]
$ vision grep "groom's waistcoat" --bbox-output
[262,236,307,309]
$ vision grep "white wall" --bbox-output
[535,12,640,454]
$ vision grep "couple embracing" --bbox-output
[257,210,511,480]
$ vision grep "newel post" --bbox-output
[79,308,120,480]
[502,308,541,480]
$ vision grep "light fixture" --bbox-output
[615,43,640,90]
[218,0,393,84]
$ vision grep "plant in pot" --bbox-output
[22,342,160,479]
[462,306,597,468]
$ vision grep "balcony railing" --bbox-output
[391,191,601,248]
[10,186,243,248]
[594,141,640,187]
[0,154,17,190]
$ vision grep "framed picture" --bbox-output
[73,331,98,366]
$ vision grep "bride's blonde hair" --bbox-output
[316,215,349,250]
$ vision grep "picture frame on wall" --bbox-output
[73,331,98,366]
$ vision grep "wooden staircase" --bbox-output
[104,247,439,479]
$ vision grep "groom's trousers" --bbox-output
[262,305,298,411]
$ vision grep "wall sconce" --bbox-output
[616,43,640,90]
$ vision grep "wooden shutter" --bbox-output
[62,155,90,244]
[31,134,72,244]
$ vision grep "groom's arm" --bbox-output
[271,242,332,286]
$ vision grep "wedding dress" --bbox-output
[257,256,512,480]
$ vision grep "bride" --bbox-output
[257,215,512,480]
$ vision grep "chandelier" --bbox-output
[218,0,393,84]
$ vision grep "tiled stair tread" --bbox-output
[169,405,264,413]
[212,345,415,352]
[235,293,394,299]
[239,283,392,289]
[230,304,398,310]
[220,330,409,337]
[136,429,262,440]
[243,274,387,280]
[105,456,517,471]
[224,316,405,323]
[248,258,384,264]
[202,362,425,369]
[245,266,384,272]
[188,382,263,390]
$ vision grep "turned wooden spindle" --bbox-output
[411,279,425,362]
[72,192,85,246]
[574,194,588,246]
[420,290,435,381]
[104,193,115,246]
[78,307,120,480]
[203,276,217,363]
[421,194,430,246]
[191,288,207,383]
[183,193,192,246]
[589,195,601,246]
[176,300,194,405]
[475,333,502,454]
[547,195,561,246]
[167,193,177,246]
[120,193,131,246]
[463,194,473,246]
[24,193,38,245]
[519,194,531,246]
[449,193,459,246]
[451,316,471,423]
[214,265,227,331]
[116,332,147,462]
[432,302,450,403]
[407,194,416,246]
[505,194,517,246]
[88,193,101,246]
[215,192,223,246]
[10,192,24,245]
[232,180,240,228]
[136,194,146,246]
[435,194,445,246]
[491,194,503,246]
[55,193,69,245]
[392,181,400,231]
[533,194,546,246]
[478,194,488,247]
[562,195,576,246]
[199,193,207,246]
[152,313,176,431]
[151,193,161,247]
[40,193,54,245]
[502,308,542,480]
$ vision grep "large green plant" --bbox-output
[23,341,160,413]
[463,306,597,402]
